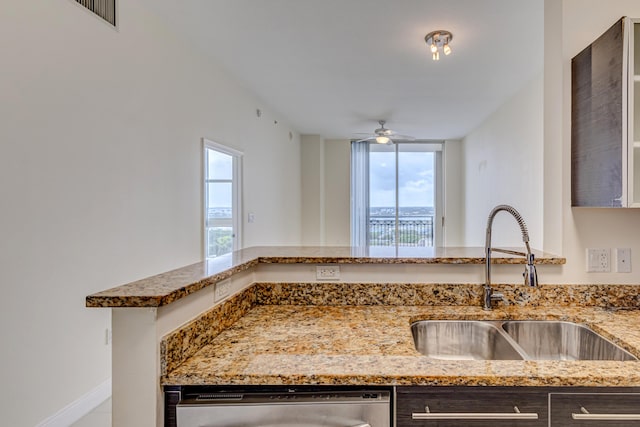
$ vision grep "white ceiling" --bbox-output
[141,0,544,140]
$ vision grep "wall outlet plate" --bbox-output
[214,279,231,302]
[316,265,340,280]
[616,248,632,273]
[586,248,610,272]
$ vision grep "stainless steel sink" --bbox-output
[411,320,525,360]
[411,320,637,361]
[501,320,637,361]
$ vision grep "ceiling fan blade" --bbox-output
[352,121,415,143]
[389,134,416,141]
[355,136,375,143]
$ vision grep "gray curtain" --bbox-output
[350,141,369,247]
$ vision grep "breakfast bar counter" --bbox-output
[86,246,565,308]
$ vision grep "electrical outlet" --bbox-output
[616,248,632,273]
[214,279,231,302]
[586,248,610,272]
[316,265,340,280]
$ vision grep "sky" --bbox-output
[206,148,233,208]
[369,150,434,208]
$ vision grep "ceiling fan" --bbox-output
[354,120,415,144]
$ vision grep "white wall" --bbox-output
[301,135,325,245]
[301,138,351,246]
[542,0,640,284]
[323,139,351,245]
[443,140,464,246]
[0,1,300,425]
[461,74,544,248]
[543,0,564,255]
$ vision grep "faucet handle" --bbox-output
[490,291,505,301]
[491,292,509,306]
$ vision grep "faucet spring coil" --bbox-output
[486,204,530,243]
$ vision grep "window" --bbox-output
[351,141,443,248]
[203,139,242,258]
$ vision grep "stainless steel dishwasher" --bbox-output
[176,389,391,427]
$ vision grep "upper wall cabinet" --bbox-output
[572,17,640,207]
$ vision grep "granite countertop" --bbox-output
[162,304,640,387]
[86,246,565,308]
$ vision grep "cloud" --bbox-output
[370,150,435,207]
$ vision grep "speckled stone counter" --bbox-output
[86,246,565,307]
[161,283,640,388]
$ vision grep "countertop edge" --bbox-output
[161,373,640,388]
[86,246,566,308]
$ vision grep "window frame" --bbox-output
[203,138,243,259]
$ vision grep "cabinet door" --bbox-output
[396,387,547,427]
[550,393,640,426]
[571,18,626,207]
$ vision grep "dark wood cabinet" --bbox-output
[550,392,640,426]
[571,17,640,207]
[397,387,640,427]
[396,387,548,427]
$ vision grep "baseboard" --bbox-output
[37,378,111,427]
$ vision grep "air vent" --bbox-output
[75,0,116,26]
[195,393,243,401]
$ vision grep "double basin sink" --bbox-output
[411,320,637,361]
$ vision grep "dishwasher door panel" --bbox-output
[177,402,388,427]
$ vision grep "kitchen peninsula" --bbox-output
[86,246,566,308]
[87,246,640,426]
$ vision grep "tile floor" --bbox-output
[71,397,111,427]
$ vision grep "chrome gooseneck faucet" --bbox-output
[483,204,538,310]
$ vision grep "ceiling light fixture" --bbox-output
[424,30,453,61]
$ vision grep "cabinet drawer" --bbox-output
[396,387,547,427]
[550,393,640,426]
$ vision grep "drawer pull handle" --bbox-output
[412,405,538,420]
[572,406,640,421]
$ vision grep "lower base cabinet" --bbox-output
[549,392,640,426]
[396,387,547,427]
[165,386,640,426]
[396,387,640,427]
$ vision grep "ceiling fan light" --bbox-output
[375,136,390,144]
[430,42,438,53]
[432,51,440,61]
[443,43,452,55]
